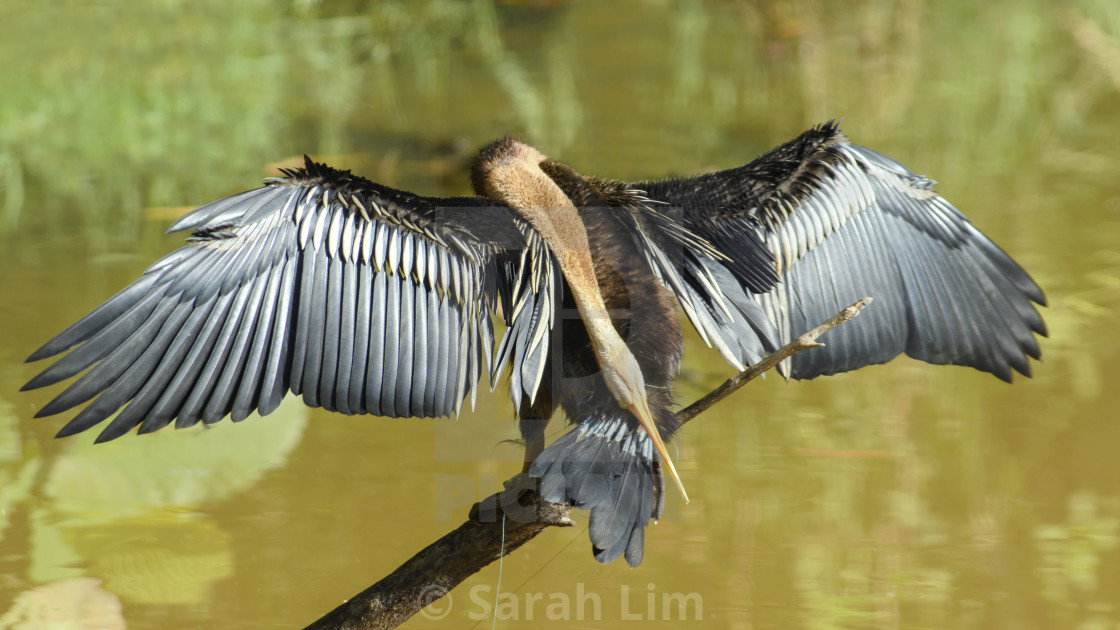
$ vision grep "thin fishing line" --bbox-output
[508,523,586,595]
[469,523,588,630]
[490,513,506,630]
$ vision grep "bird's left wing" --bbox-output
[634,123,1047,381]
[24,157,555,442]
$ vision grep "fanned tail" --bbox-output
[529,416,666,566]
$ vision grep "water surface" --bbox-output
[2,1,1119,628]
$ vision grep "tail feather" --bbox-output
[563,433,615,507]
[529,418,665,567]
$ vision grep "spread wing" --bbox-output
[635,122,1047,381]
[24,157,557,442]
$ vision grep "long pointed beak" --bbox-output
[627,388,689,505]
[591,326,690,505]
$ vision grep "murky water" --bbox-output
[2,1,1119,628]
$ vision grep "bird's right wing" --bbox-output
[24,157,556,442]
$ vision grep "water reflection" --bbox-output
[2,0,1119,628]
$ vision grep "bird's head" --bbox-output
[471,137,557,208]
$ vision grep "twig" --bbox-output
[676,297,872,425]
[300,298,872,629]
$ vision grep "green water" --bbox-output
[2,1,1119,628]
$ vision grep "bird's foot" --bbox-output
[470,473,573,527]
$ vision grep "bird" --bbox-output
[23,121,1046,567]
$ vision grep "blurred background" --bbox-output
[1,1,1119,628]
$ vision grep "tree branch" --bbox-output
[303,478,572,630]
[301,298,872,630]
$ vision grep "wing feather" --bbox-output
[231,254,287,420]
[299,242,330,407]
[347,259,372,414]
[319,254,344,410]
[259,257,298,416]
[334,255,358,415]
[395,271,416,416]
[380,270,401,414]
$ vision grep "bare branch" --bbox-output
[303,477,571,630]
[676,297,872,425]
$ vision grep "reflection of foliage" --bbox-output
[15,398,305,602]
[1,0,1119,628]
[1036,492,1119,602]
[1045,248,1120,402]
[0,2,289,241]
[794,541,953,630]
[0,577,125,630]
[67,519,234,606]
[2,0,1118,250]
[0,0,586,241]
[44,397,306,519]
[0,399,38,547]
